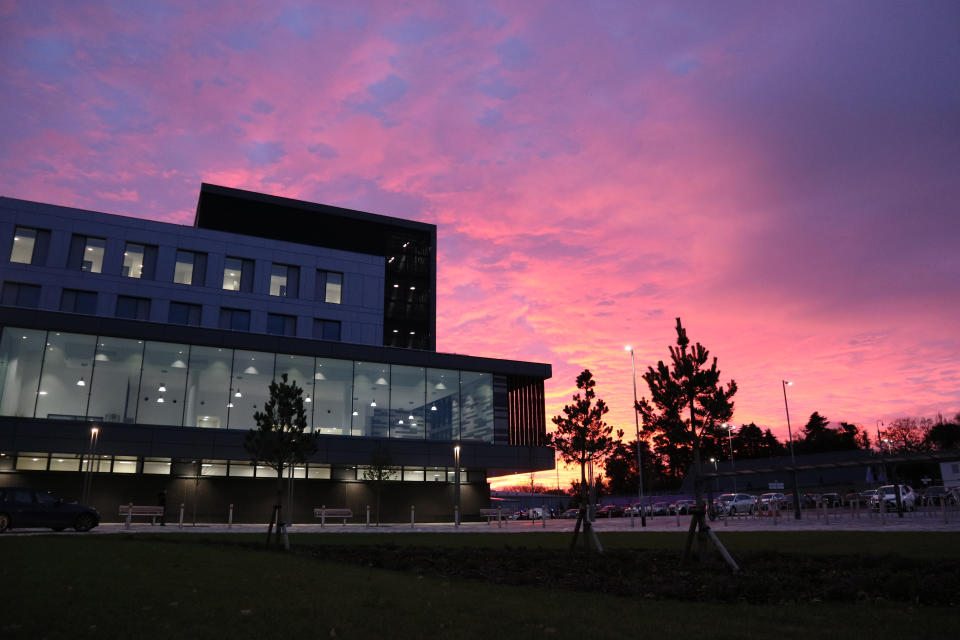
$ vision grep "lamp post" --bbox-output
[625,345,647,527]
[453,445,461,526]
[82,425,99,505]
[781,380,801,519]
[722,422,736,493]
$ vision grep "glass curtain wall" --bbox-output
[313,358,352,435]
[87,337,143,423]
[184,346,232,428]
[0,329,46,417]
[35,332,96,419]
[390,365,425,440]
[0,327,498,442]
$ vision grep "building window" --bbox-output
[313,318,341,341]
[174,250,207,286]
[68,235,106,273]
[60,289,97,314]
[0,282,41,308]
[115,295,151,321]
[218,307,250,331]
[222,257,254,292]
[267,313,296,336]
[9,227,50,265]
[316,270,342,304]
[270,263,299,298]
[168,302,202,326]
[122,243,157,280]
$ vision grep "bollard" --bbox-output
[880,499,885,525]
[498,505,502,529]
[366,505,371,527]
[410,505,415,529]
[943,498,948,525]
[630,507,635,528]
[823,500,829,524]
[542,505,547,529]
[228,503,234,528]
[676,508,680,528]
[178,503,184,529]
[454,505,460,527]
[321,505,326,528]
[125,502,132,529]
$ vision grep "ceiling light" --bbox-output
[157,397,165,403]
[398,420,404,424]
[171,359,187,368]
[370,401,377,407]
[38,390,48,396]
[375,377,388,385]
[393,284,399,288]
[244,366,258,375]
[76,377,86,387]
[305,396,312,403]
[158,384,167,392]
[430,405,437,411]
[227,402,234,408]
[408,414,414,420]
[435,382,446,390]
[388,256,395,263]
[314,372,326,381]
[235,390,242,398]
[402,242,410,248]
[409,286,415,291]
[352,410,359,416]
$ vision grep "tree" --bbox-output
[547,369,619,553]
[925,416,960,450]
[638,318,738,569]
[361,446,397,526]
[244,373,317,548]
[882,417,930,453]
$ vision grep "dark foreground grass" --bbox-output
[1,534,957,640]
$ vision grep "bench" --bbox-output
[313,507,352,525]
[118,505,165,525]
[479,508,502,524]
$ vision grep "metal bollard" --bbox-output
[943,498,948,525]
[676,508,680,528]
[823,501,829,524]
[125,502,132,529]
[228,503,234,528]
[321,505,326,528]
[880,500,885,525]
[178,503,184,528]
[498,506,502,528]
[630,508,635,528]
[542,505,547,529]
[410,505,415,529]
[454,505,460,527]
[366,505,371,527]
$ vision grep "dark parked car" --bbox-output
[820,493,842,508]
[0,488,99,532]
[921,486,956,506]
[560,508,580,519]
[596,505,624,518]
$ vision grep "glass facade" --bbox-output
[0,326,496,442]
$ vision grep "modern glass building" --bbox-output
[0,184,552,522]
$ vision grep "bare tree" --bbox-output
[361,446,397,525]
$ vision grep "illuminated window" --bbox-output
[316,270,342,304]
[222,257,253,292]
[121,243,156,279]
[270,264,299,297]
[68,235,106,273]
[10,227,49,265]
[174,250,206,286]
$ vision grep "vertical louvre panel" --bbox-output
[507,376,546,446]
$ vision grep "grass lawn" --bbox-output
[1,531,956,639]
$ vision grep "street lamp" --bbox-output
[722,422,736,493]
[625,345,647,527]
[453,445,461,526]
[781,380,801,519]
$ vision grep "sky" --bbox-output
[1,1,958,490]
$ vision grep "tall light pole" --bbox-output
[625,346,646,527]
[781,380,801,519]
[722,422,736,492]
[453,445,461,526]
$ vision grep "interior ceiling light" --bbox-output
[171,359,187,369]
[244,366,258,375]
[402,242,410,248]
[305,396,312,403]
[38,390,48,396]
[95,353,110,362]
[408,414,414,420]
[158,384,167,392]
[227,402,234,408]
[370,401,377,407]
[234,390,242,398]
[352,410,359,416]
[435,382,446,390]
[392,329,398,333]
[393,283,399,288]
[388,256,395,263]
[314,372,326,380]
[409,286,416,291]
[430,405,437,411]
[398,420,404,424]
[409,331,415,335]
[157,397,165,403]
[76,377,86,387]
[375,377,388,385]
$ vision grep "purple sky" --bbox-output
[2,1,958,486]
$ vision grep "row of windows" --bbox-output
[0,282,342,339]
[10,227,343,303]
[0,327,496,442]
[3,452,484,482]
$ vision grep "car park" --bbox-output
[870,485,917,511]
[0,488,99,533]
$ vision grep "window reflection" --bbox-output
[275,354,314,430]
[0,329,45,417]
[427,368,459,441]
[184,346,232,428]
[460,371,494,442]
[87,337,143,423]
[228,350,274,429]
[313,358,351,435]
[390,365,425,440]
[137,342,189,425]
[352,362,389,437]
[35,332,96,419]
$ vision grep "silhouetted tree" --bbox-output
[244,373,317,548]
[926,415,960,450]
[547,369,619,552]
[637,318,738,568]
[361,446,397,526]
[882,417,930,453]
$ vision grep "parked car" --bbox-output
[623,503,646,517]
[820,493,842,508]
[673,499,695,515]
[758,492,786,511]
[921,486,956,506]
[0,488,99,532]
[560,508,580,519]
[651,502,670,516]
[596,505,624,518]
[871,485,917,512]
[715,493,757,515]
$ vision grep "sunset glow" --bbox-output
[1,2,957,490]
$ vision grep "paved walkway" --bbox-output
[49,507,960,535]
